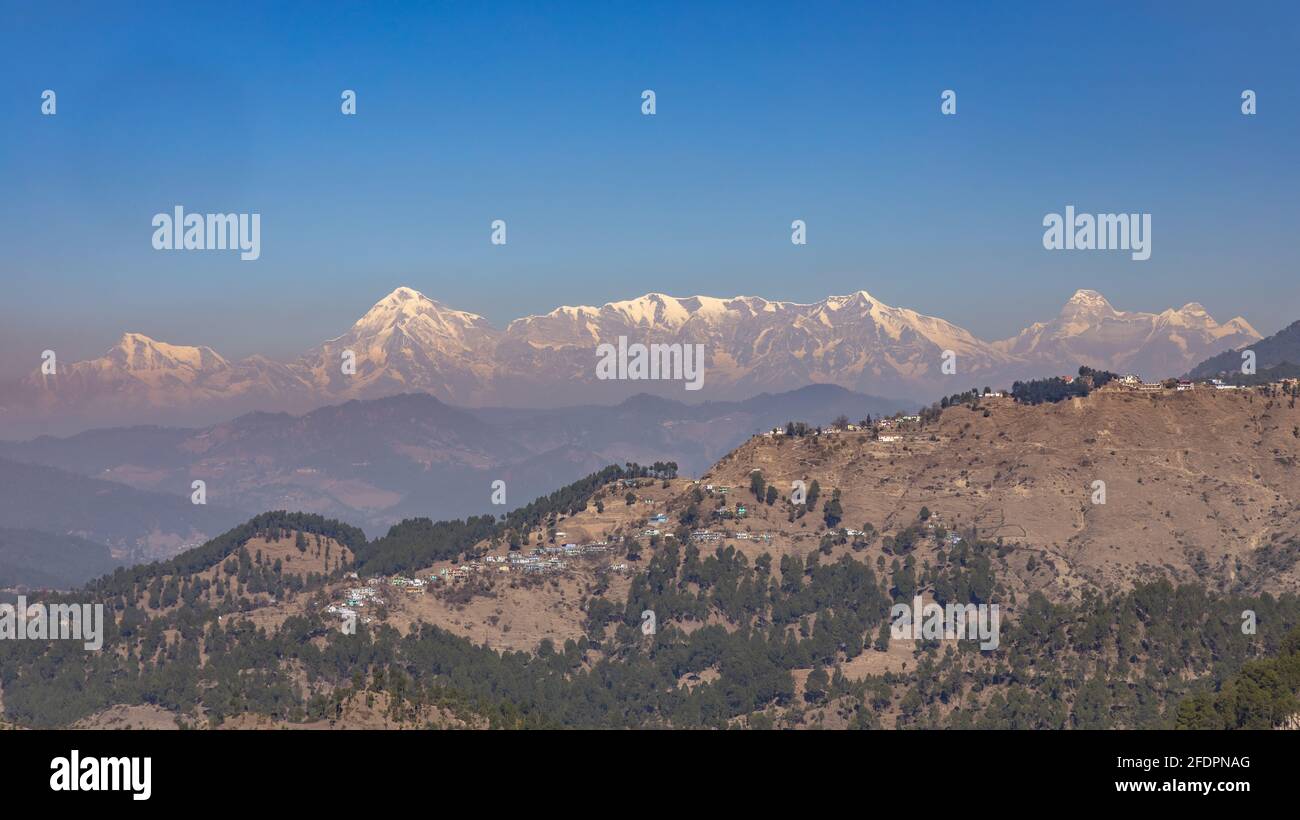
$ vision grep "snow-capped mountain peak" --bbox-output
[349,286,492,337]
[1220,315,1261,337]
[997,289,1261,379]
[1060,288,1117,316]
[104,332,229,372]
[301,287,501,400]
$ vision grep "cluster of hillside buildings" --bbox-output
[690,528,774,544]
[324,577,385,625]
[320,541,626,624]
[754,376,1297,445]
[761,413,929,440]
[1115,373,1210,391]
[418,542,619,583]
[1113,374,1300,392]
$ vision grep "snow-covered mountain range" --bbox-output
[1,286,1261,436]
[993,289,1260,378]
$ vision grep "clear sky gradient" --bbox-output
[1,1,1297,379]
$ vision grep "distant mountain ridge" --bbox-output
[1186,319,1300,379]
[0,385,908,538]
[0,457,249,565]
[1,286,1261,436]
[0,527,122,590]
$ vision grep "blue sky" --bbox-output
[1,1,1298,379]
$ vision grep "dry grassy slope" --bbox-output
[378,479,683,652]
[111,532,355,662]
[158,489,666,659]
[237,533,353,577]
[129,532,353,613]
[70,693,480,730]
[179,390,1299,663]
[699,389,1300,598]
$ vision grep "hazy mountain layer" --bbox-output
[0,385,908,540]
[0,287,1258,437]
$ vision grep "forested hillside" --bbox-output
[4,481,1299,730]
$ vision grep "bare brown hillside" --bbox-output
[103,531,355,652]
[156,388,1299,679]
[100,490,672,669]
[699,387,1300,599]
[341,388,1299,651]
